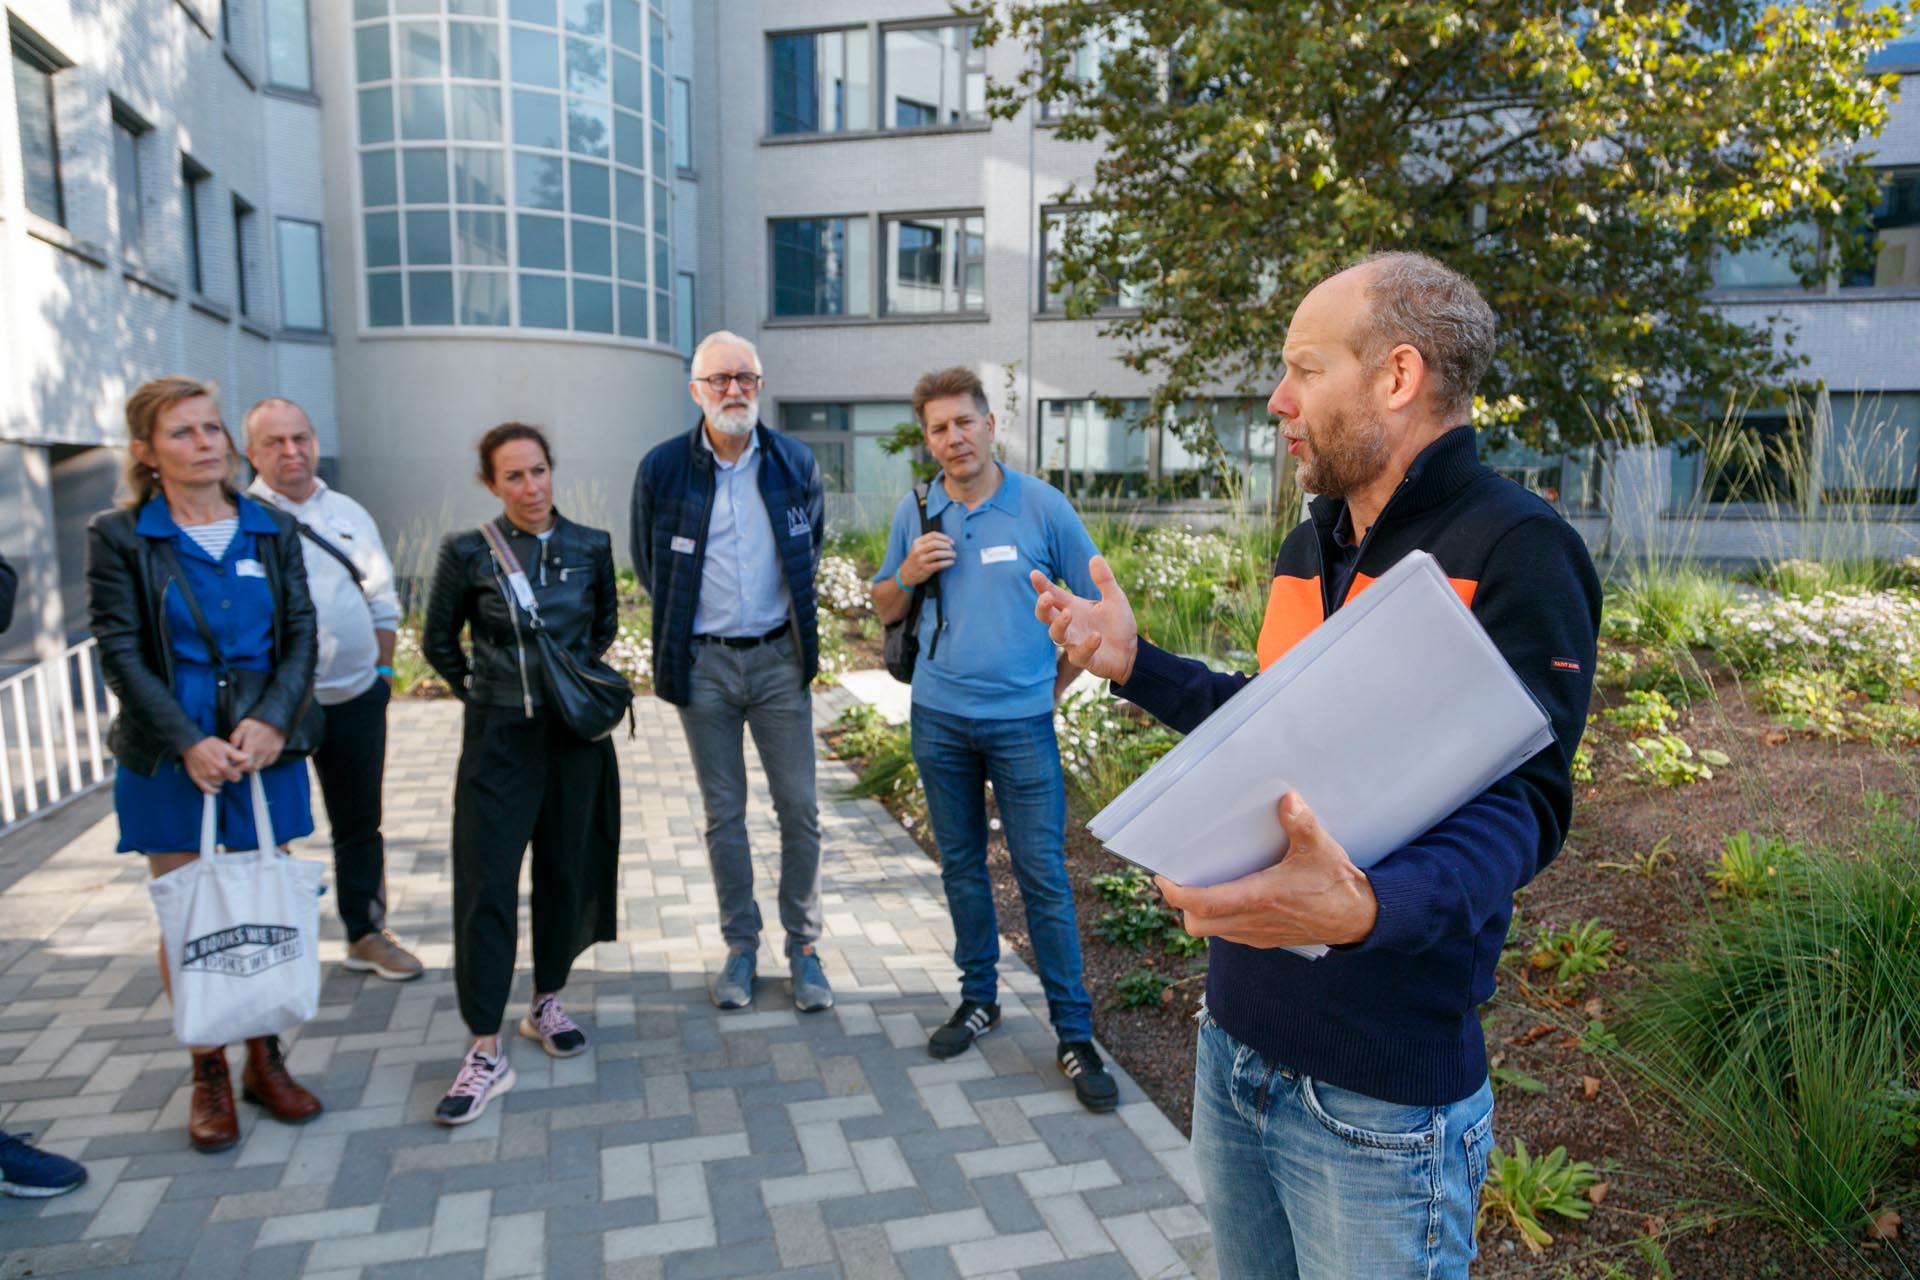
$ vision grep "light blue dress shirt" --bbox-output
[693,428,792,637]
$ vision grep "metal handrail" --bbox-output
[0,638,119,835]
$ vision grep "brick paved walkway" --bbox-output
[0,692,1213,1278]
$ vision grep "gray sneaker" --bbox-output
[711,948,756,1010]
[790,947,833,1013]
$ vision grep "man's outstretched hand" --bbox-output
[1156,793,1378,949]
[1031,555,1140,685]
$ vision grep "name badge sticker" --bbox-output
[234,558,267,578]
[504,569,536,610]
[671,535,697,555]
[980,545,1018,565]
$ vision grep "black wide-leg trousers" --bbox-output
[450,703,620,1036]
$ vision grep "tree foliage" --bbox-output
[969,0,1914,450]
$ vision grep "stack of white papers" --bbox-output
[1088,550,1555,957]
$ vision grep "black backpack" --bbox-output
[882,480,943,683]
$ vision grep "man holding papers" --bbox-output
[1034,253,1600,1279]
[871,367,1118,1113]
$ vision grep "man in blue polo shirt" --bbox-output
[870,366,1117,1113]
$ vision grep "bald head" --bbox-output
[1315,253,1496,422]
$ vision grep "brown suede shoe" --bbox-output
[188,1051,239,1153]
[343,930,424,982]
[241,1036,323,1125]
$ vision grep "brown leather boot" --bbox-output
[241,1035,323,1125]
[188,1051,239,1152]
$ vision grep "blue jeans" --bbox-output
[910,704,1093,1042]
[1192,1009,1495,1280]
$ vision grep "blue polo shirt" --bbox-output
[874,464,1101,720]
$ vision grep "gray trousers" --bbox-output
[675,632,823,958]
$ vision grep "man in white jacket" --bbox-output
[245,397,421,981]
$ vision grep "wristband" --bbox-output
[376,665,395,678]
[895,568,909,592]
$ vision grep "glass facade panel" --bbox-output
[365,211,402,267]
[514,150,564,208]
[457,210,508,265]
[278,218,326,330]
[449,85,502,139]
[510,26,559,86]
[453,148,506,203]
[460,270,510,323]
[1713,224,1814,291]
[114,114,144,255]
[770,217,869,317]
[1842,171,1920,290]
[449,22,500,78]
[571,219,611,275]
[513,89,563,148]
[356,24,391,82]
[567,37,608,97]
[570,160,610,217]
[518,212,566,268]
[615,170,645,226]
[574,277,614,331]
[882,25,983,129]
[618,284,648,337]
[400,22,441,78]
[567,97,611,156]
[402,147,449,203]
[675,271,694,355]
[611,0,640,53]
[672,76,691,168]
[883,213,984,314]
[368,271,404,325]
[768,29,870,134]
[520,272,568,326]
[359,87,395,144]
[783,402,916,493]
[405,209,452,264]
[613,51,644,111]
[362,149,398,206]
[565,0,604,35]
[617,227,647,283]
[266,0,313,89]
[400,83,447,138]
[409,270,455,323]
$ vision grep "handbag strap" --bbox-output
[296,522,366,586]
[477,521,545,628]
[153,540,231,681]
[198,766,278,855]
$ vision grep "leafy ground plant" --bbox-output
[1626,732,1728,786]
[1478,1138,1601,1253]
[1528,918,1616,994]
[1112,969,1170,1010]
[1711,829,1806,898]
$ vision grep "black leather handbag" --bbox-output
[882,480,943,683]
[153,542,325,756]
[479,522,634,741]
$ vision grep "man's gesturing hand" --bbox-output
[1030,555,1139,685]
[1156,793,1378,949]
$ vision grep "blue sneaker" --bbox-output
[790,946,834,1013]
[0,1129,87,1198]
[711,948,757,1010]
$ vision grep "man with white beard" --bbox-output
[631,331,833,1013]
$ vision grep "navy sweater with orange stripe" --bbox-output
[1113,426,1601,1106]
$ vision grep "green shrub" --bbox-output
[1608,564,1737,647]
[1602,689,1678,735]
[1477,1138,1601,1253]
[1712,829,1806,898]
[1090,866,1155,907]
[1094,900,1178,950]
[1626,733,1728,786]
[1112,969,1170,1009]
[1754,669,1852,739]
[1056,692,1178,814]
[1616,801,1920,1242]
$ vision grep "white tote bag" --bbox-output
[148,772,324,1046]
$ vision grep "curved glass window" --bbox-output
[352,0,671,339]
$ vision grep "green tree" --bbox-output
[970,0,1913,451]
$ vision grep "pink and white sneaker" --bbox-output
[518,995,588,1058]
[433,1043,515,1126]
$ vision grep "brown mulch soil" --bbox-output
[821,654,1920,1279]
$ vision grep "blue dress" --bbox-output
[114,496,315,854]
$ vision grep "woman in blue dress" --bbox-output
[85,376,327,1153]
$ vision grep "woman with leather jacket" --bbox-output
[421,422,621,1125]
[84,376,325,1152]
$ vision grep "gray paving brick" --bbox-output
[971,1173,1048,1236]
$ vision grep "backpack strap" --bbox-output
[913,479,944,661]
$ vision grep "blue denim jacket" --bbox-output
[631,421,824,706]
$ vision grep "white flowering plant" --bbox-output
[1055,690,1178,813]
[1711,587,1920,703]
[816,554,870,616]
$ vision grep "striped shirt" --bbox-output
[179,517,238,563]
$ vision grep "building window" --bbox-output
[265,0,313,91]
[1040,207,1148,312]
[11,28,67,226]
[770,216,870,318]
[1868,11,1920,72]
[353,0,670,338]
[882,212,983,315]
[1711,224,1816,292]
[112,103,150,261]
[277,217,326,331]
[182,155,212,295]
[782,402,917,494]
[881,23,983,130]
[1841,170,1920,291]
[675,270,694,356]
[1822,392,1920,504]
[767,27,870,135]
[233,196,257,317]
[1040,398,1277,501]
[672,74,691,170]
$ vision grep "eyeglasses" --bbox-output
[697,372,763,392]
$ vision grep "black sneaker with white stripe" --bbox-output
[1057,1040,1119,1112]
[928,1000,1000,1059]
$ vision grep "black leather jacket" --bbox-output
[85,496,318,777]
[423,511,618,712]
